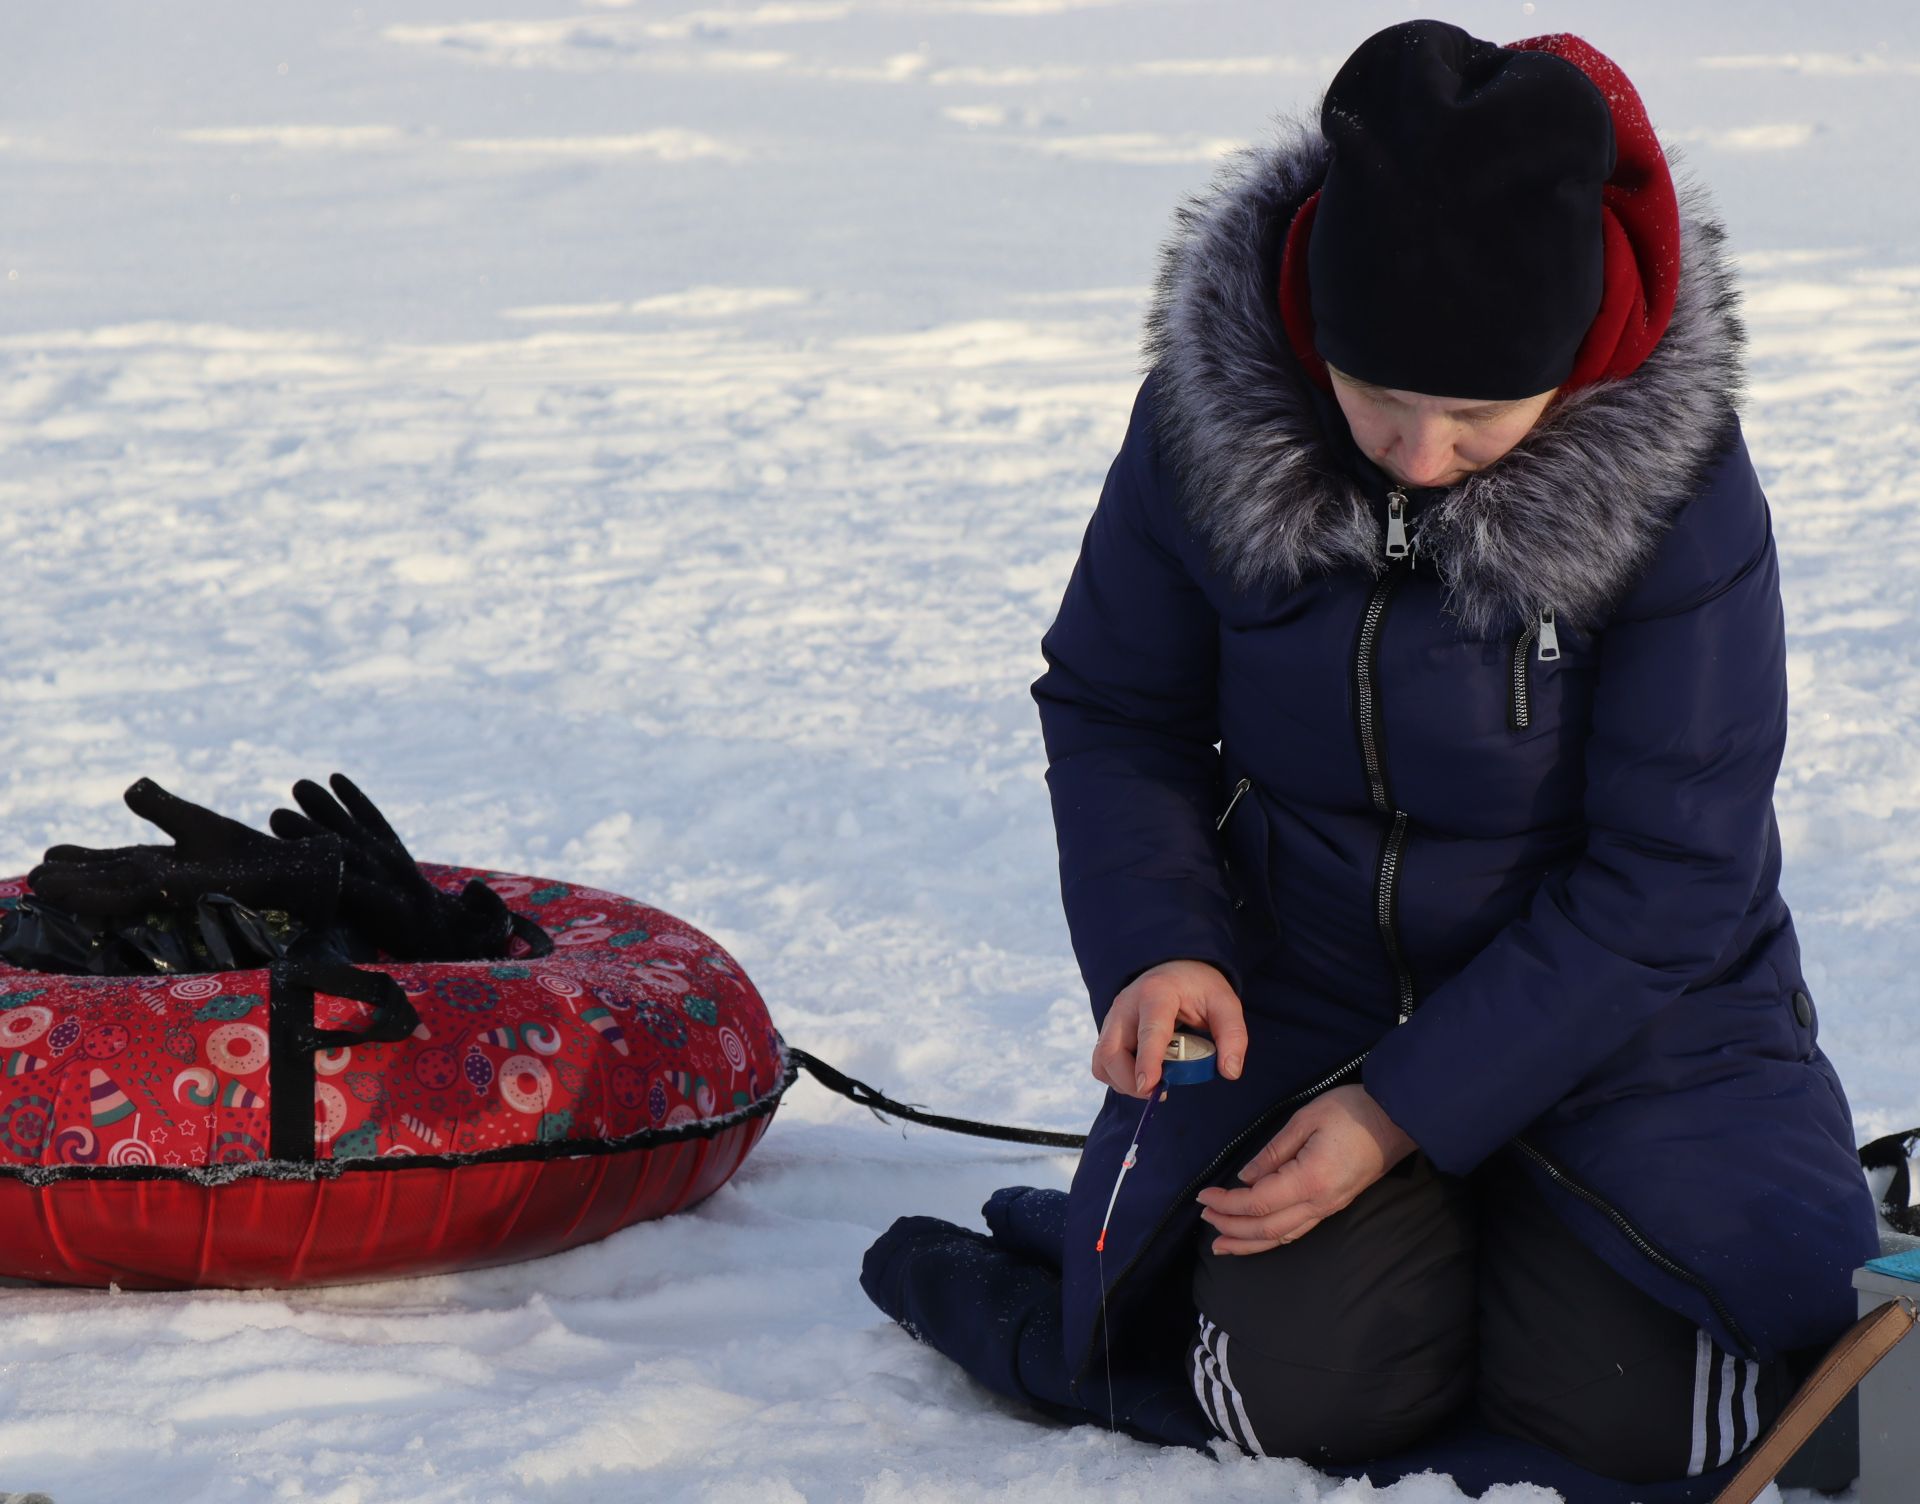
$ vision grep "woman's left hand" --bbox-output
[1194,1084,1416,1255]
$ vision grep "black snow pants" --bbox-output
[1186,1149,1796,1485]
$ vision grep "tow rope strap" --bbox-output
[789,1048,1088,1150]
[1710,1295,1916,1504]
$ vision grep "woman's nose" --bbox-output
[1393,419,1456,486]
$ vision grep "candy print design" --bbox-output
[611,1063,649,1111]
[414,1048,459,1090]
[0,1094,53,1157]
[399,1112,444,1148]
[54,1124,100,1164]
[330,1124,380,1160]
[210,1131,259,1165]
[109,1131,157,1167]
[344,1071,387,1106]
[314,1083,348,1143]
[84,1024,130,1060]
[0,866,787,1174]
[207,1024,269,1076]
[633,998,687,1051]
[681,995,717,1027]
[665,1071,716,1117]
[0,1007,53,1049]
[632,960,691,996]
[174,1068,218,1107]
[580,1006,630,1056]
[192,994,263,1023]
[434,976,499,1014]
[497,1056,552,1115]
[88,1070,136,1128]
[521,1022,562,1057]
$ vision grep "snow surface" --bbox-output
[0,2,1916,1499]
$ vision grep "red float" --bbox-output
[0,866,791,1289]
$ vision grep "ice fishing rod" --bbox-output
[1093,1031,1220,1436]
[1094,1032,1218,1251]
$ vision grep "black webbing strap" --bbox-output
[268,959,421,1161]
[789,1048,1087,1150]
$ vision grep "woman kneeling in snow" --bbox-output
[863,20,1878,1500]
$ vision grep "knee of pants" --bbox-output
[1186,1313,1471,1465]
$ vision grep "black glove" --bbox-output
[269,772,513,962]
[27,778,346,925]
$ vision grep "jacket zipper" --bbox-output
[1513,1138,1757,1358]
[1356,505,1416,1022]
[1507,608,1561,732]
[1071,1047,1372,1389]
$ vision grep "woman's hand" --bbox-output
[1194,1084,1415,1254]
[1091,959,1247,1097]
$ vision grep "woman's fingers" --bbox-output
[1207,1212,1324,1257]
[1205,991,1249,1080]
[1236,1105,1319,1184]
[1197,1156,1315,1221]
[1133,1004,1177,1094]
[1104,959,1248,1096]
[1090,1000,1143,1096]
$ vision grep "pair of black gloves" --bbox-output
[26,774,513,963]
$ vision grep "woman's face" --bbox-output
[1328,366,1558,489]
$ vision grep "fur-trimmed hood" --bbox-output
[1139,116,1747,635]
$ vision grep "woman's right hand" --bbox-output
[1092,959,1247,1097]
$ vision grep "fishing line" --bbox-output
[1094,1032,1218,1437]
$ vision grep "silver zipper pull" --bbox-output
[1536,607,1560,662]
[1385,491,1409,559]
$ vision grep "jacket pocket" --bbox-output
[1216,766,1277,940]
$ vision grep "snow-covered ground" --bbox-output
[0,2,1915,1499]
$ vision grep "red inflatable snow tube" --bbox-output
[0,866,792,1289]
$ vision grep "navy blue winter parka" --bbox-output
[1032,122,1878,1407]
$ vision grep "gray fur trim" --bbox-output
[1141,113,1746,635]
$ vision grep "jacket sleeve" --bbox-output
[1362,431,1790,1174]
[1031,372,1240,1026]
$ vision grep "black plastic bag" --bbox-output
[0,892,376,977]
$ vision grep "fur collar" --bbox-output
[1139,114,1746,635]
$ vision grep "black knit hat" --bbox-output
[1308,19,1617,400]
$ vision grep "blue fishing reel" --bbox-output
[1160,1031,1219,1087]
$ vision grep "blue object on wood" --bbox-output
[1862,1248,1920,1284]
